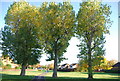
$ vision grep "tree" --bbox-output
[76,0,112,79]
[107,60,117,68]
[47,63,54,70]
[2,1,42,76]
[100,59,117,70]
[77,35,106,71]
[78,58,88,72]
[92,56,105,71]
[39,2,75,77]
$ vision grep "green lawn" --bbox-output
[0,70,46,81]
[0,70,45,76]
[45,71,120,79]
[0,70,120,81]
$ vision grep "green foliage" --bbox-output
[2,1,42,66]
[39,2,75,61]
[76,0,112,79]
[76,1,112,38]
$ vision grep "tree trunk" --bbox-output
[52,51,58,78]
[52,43,58,78]
[20,64,26,76]
[87,36,93,79]
[88,49,93,79]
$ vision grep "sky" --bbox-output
[0,0,119,65]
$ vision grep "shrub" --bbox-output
[15,66,21,69]
[3,64,11,69]
[38,69,42,71]
[29,67,33,69]
[27,67,33,69]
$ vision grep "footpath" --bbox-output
[31,71,48,81]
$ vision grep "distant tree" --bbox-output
[39,2,75,77]
[47,63,54,70]
[78,56,114,72]
[100,58,109,70]
[100,59,118,70]
[2,1,42,76]
[107,60,117,68]
[76,0,112,79]
[78,58,88,72]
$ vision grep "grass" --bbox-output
[0,70,120,81]
[0,70,45,76]
[0,69,46,81]
[45,71,120,79]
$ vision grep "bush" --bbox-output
[3,64,11,69]
[38,69,42,71]
[27,67,33,69]
[15,66,21,69]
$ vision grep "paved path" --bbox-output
[31,76,45,81]
[31,72,48,81]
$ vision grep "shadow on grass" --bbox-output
[1,73,120,81]
[1,74,33,81]
[93,72,120,77]
[81,72,120,76]
[44,76,120,81]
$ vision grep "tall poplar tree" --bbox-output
[76,0,112,79]
[2,1,42,76]
[39,2,75,77]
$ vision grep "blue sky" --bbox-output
[0,0,119,65]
